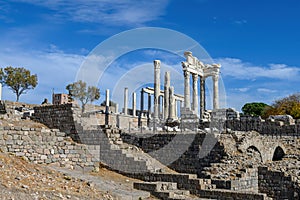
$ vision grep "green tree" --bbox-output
[0,66,38,102]
[66,80,100,113]
[242,102,269,116]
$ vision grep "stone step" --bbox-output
[133,173,217,196]
[76,122,170,174]
[134,182,194,200]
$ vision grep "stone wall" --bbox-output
[258,166,300,199]
[226,117,300,135]
[121,133,177,153]
[133,172,268,200]
[33,104,143,136]
[210,168,258,192]
[0,126,98,171]
[121,132,227,177]
[122,131,268,192]
[32,103,77,137]
[230,168,258,192]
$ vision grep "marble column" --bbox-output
[213,74,219,110]
[123,87,128,115]
[105,89,109,125]
[192,74,198,115]
[105,89,109,106]
[159,95,162,119]
[200,77,206,119]
[115,104,119,113]
[164,71,170,120]
[154,60,161,120]
[184,70,190,109]
[168,86,175,120]
[132,92,136,117]
[147,93,151,120]
[140,90,144,115]
[161,96,164,119]
[175,100,178,118]
[139,90,144,127]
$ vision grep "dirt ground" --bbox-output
[0,152,116,199]
[0,152,160,200]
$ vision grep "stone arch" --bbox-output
[272,146,285,161]
[246,145,263,163]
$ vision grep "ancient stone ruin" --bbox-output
[1,52,300,199]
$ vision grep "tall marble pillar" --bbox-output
[115,104,119,113]
[200,77,206,119]
[132,92,136,117]
[168,86,175,120]
[164,71,170,120]
[123,87,128,115]
[192,74,198,115]
[159,95,162,119]
[147,93,151,120]
[154,60,161,120]
[105,89,109,105]
[174,100,178,118]
[140,90,144,115]
[184,70,190,109]
[105,89,109,125]
[139,90,144,127]
[213,74,219,110]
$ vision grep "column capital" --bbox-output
[154,60,161,69]
[192,73,198,80]
[184,70,190,77]
[200,75,207,80]
[212,74,219,81]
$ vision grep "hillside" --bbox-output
[0,152,115,200]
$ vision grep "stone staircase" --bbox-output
[73,112,171,174]
[132,173,216,194]
[101,125,171,173]
[134,182,203,200]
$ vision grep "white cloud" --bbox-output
[217,57,300,80]
[215,57,300,110]
[234,87,250,92]
[257,88,277,93]
[13,0,169,26]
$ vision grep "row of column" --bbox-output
[183,70,219,117]
[116,75,218,120]
[139,89,179,120]
[123,87,179,119]
[122,60,178,121]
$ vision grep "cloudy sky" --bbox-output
[0,0,299,111]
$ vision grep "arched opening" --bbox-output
[272,146,285,161]
[246,145,263,163]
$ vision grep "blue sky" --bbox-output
[0,0,299,111]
